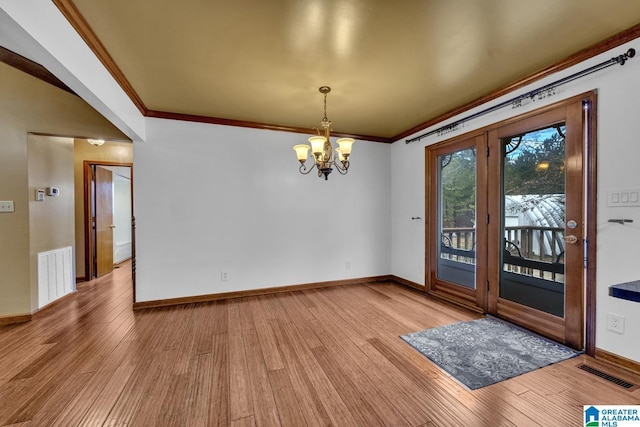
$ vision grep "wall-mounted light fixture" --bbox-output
[87,139,105,147]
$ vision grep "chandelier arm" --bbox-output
[334,162,349,175]
[299,162,317,175]
[332,156,350,175]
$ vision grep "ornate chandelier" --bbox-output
[293,86,354,180]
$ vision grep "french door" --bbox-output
[426,135,487,311]
[427,94,594,350]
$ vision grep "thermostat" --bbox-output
[47,187,60,197]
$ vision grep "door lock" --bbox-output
[564,235,579,245]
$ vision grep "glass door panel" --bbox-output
[500,125,566,317]
[437,148,477,289]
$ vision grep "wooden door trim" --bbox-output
[584,92,598,356]
[486,127,500,315]
[564,98,587,349]
[83,161,134,297]
[497,299,565,343]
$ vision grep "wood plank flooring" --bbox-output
[1,262,639,426]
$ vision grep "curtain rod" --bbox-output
[405,48,636,144]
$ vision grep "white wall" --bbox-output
[391,40,640,363]
[135,118,391,301]
[113,173,132,263]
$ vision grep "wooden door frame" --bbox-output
[584,93,598,356]
[424,91,597,354]
[83,161,134,297]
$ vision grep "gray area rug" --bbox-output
[401,316,580,390]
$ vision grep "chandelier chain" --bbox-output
[323,92,327,122]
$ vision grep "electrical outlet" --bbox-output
[220,271,229,281]
[345,261,351,271]
[0,201,14,212]
[607,313,625,334]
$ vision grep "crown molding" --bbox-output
[145,110,392,143]
[392,23,640,142]
[53,0,148,116]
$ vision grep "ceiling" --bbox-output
[47,1,640,141]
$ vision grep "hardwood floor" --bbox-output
[1,262,639,426]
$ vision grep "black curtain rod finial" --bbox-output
[616,48,635,65]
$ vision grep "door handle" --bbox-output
[109,224,116,229]
[564,235,578,245]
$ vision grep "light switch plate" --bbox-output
[0,201,15,212]
[608,189,640,207]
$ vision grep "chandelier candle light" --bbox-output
[293,86,354,180]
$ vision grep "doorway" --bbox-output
[426,93,596,351]
[84,161,134,281]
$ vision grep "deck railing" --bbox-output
[440,227,476,264]
[440,226,565,282]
